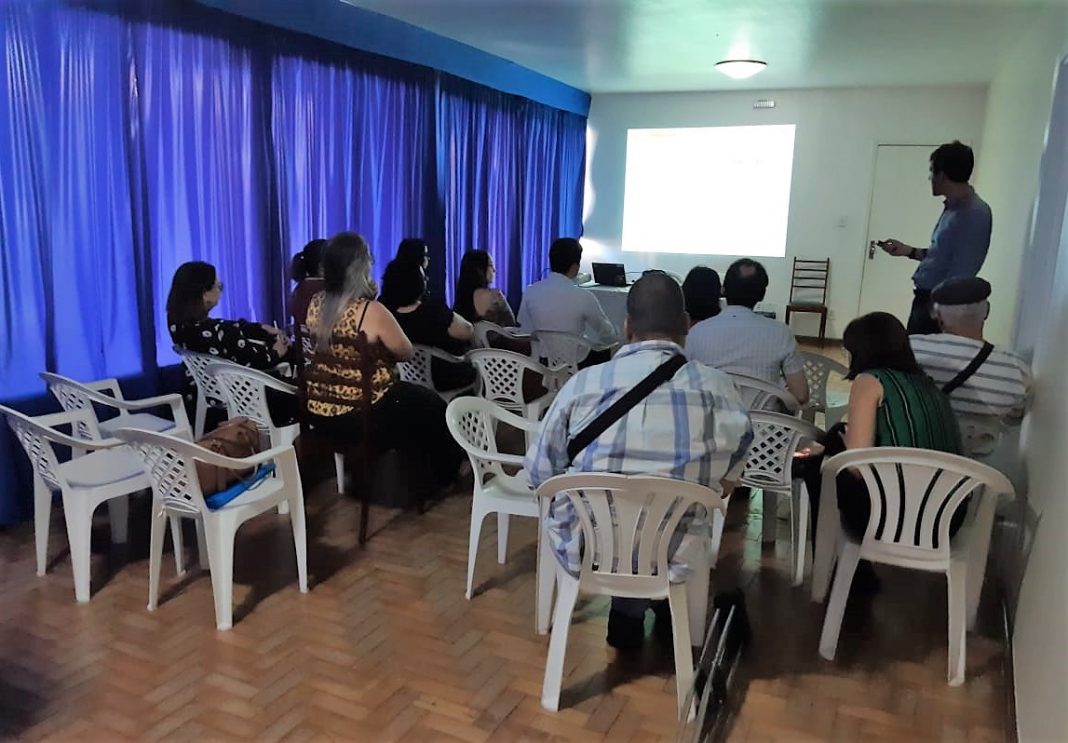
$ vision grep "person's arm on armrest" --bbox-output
[368,301,414,361]
[447,312,474,342]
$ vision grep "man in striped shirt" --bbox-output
[525,273,752,651]
[910,277,1031,421]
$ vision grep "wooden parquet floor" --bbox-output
[0,460,1012,741]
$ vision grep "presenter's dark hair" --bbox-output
[842,312,923,380]
[723,258,768,308]
[549,238,582,274]
[930,141,974,183]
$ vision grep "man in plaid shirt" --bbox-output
[525,272,752,651]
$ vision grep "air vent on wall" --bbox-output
[753,99,776,109]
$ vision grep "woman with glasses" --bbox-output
[167,261,291,368]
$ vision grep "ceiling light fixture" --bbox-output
[715,59,767,80]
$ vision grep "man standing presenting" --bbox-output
[874,140,992,335]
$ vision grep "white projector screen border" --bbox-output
[621,124,796,257]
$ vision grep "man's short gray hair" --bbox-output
[626,272,687,338]
[934,300,988,327]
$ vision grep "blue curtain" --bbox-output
[0,1,585,525]
[271,55,440,303]
[437,76,586,306]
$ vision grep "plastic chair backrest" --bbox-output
[175,348,233,407]
[821,447,1013,559]
[0,405,98,491]
[39,372,107,440]
[397,346,435,388]
[472,321,526,350]
[468,349,547,413]
[727,372,800,414]
[206,363,295,445]
[535,473,723,584]
[799,352,848,412]
[446,397,532,491]
[740,412,823,490]
[112,428,211,515]
[531,331,590,374]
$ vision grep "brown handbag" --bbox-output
[194,417,263,495]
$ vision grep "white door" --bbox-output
[858,145,945,319]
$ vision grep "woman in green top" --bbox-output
[804,312,962,542]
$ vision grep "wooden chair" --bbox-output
[784,258,830,346]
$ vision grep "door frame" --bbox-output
[854,141,942,320]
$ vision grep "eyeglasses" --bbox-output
[213,281,224,292]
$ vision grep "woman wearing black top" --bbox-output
[167,261,291,366]
[167,261,295,423]
[379,259,477,391]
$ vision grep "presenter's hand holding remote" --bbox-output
[874,238,913,257]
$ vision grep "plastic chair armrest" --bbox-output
[83,378,124,400]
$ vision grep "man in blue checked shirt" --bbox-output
[524,272,753,652]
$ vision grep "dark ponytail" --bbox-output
[291,238,327,283]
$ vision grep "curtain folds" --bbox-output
[0,1,586,524]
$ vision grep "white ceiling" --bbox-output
[343,0,1053,94]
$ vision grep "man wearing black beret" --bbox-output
[910,277,1031,422]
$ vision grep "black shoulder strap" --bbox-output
[942,342,994,396]
[566,353,687,462]
[355,300,372,332]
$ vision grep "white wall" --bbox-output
[992,7,1068,742]
[583,86,988,338]
[978,5,1068,348]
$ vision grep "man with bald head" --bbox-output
[687,258,810,406]
[526,272,752,651]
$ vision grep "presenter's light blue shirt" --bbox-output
[912,191,992,291]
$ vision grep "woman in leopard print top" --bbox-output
[303,232,463,488]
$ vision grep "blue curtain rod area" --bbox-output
[192,0,592,117]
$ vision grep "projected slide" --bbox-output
[621,125,796,256]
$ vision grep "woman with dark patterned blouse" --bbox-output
[167,261,292,368]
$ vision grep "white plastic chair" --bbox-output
[1,405,183,602]
[113,428,308,630]
[207,363,300,517]
[737,412,823,584]
[530,330,593,377]
[534,473,725,718]
[467,349,566,423]
[472,321,529,349]
[40,372,192,440]
[174,348,237,438]
[396,345,476,402]
[727,372,801,414]
[814,447,1014,685]
[799,352,849,427]
[445,397,556,629]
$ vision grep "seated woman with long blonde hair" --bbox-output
[303,232,463,487]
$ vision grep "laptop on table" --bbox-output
[591,262,630,287]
